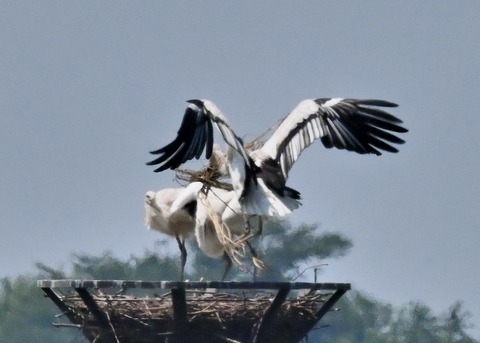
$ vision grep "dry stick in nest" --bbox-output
[175,167,232,191]
[204,195,250,268]
[105,311,121,343]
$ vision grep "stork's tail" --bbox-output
[241,179,302,217]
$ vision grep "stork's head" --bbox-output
[208,143,229,176]
[144,189,185,235]
[145,191,156,205]
[144,191,168,231]
[186,99,204,113]
[187,99,224,120]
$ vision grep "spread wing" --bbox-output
[170,182,204,215]
[260,98,408,179]
[146,99,250,172]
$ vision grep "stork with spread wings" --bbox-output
[147,98,407,217]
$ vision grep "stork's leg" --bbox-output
[243,213,251,234]
[244,215,263,236]
[246,241,258,258]
[243,214,250,234]
[256,216,263,236]
[221,252,233,281]
[246,241,258,281]
[175,235,187,281]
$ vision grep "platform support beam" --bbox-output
[251,284,291,343]
[290,287,348,343]
[171,287,189,343]
[75,287,118,343]
[41,287,98,342]
[41,287,74,321]
[314,288,347,321]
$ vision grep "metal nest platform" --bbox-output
[38,280,350,343]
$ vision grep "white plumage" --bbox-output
[145,182,259,280]
[144,182,202,280]
[172,183,261,279]
[147,98,408,217]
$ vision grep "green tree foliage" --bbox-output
[0,276,79,343]
[312,294,478,343]
[443,301,477,343]
[0,220,478,342]
[70,244,181,281]
[255,220,352,281]
[189,219,352,281]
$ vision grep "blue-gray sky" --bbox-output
[1,0,479,333]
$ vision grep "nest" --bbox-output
[57,288,332,343]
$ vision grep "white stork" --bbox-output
[147,98,408,217]
[144,182,202,280]
[145,182,260,280]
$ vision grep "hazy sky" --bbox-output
[1,0,479,334]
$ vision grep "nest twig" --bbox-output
[176,167,233,191]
